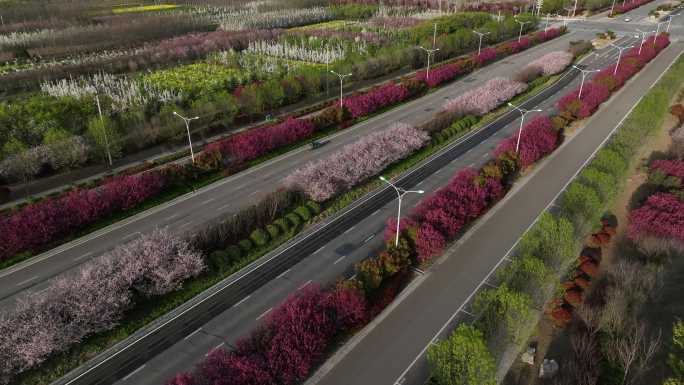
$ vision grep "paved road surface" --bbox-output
[313,38,684,385]
[0,30,595,310]
[101,35,636,385]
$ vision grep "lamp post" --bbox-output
[379,176,424,247]
[173,112,200,163]
[418,46,440,80]
[609,0,617,16]
[95,94,113,166]
[655,20,666,36]
[544,13,551,34]
[472,30,490,56]
[610,43,634,75]
[572,65,600,99]
[433,22,438,48]
[330,70,352,109]
[635,28,654,55]
[572,0,579,17]
[515,19,529,42]
[508,102,542,153]
[667,14,677,32]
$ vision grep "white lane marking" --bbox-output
[371,209,380,216]
[276,269,291,279]
[481,153,489,159]
[16,275,38,286]
[256,307,272,321]
[232,295,251,308]
[165,213,180,221]
[74,251,93,261]
[333,255,346,265]
[218,203,231,211]
[363,235,374,244]
[298,280,312,290]
[393,45,684,385]
[202,197,215,204]
[184,328,202,340]
[343,226,356,234]
[123,232,140,241]
[249,190,260,196]
[121,365,146,381]
[314,246,325,254]
[179,221,193,229]
[468,163,475,168]
[211,342,225,352]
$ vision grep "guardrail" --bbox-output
[51,67,580,385]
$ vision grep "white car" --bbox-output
[624,17,632,21]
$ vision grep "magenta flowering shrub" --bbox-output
[534,27,561,42]
[409,168,504,262]
[628,192,684,245]
[650,159,684,179]
[169,284,367,385]
[557,82,610,119]
[525,51,573,76]
[342,83,410,118]
[614,0,653,14]
[285,123,429,201]
[0,170,167,261]
[416,62,462,88]
[443,77,528,117]
[471,47,497,67]
[205,117,315,164]
[494,115,559,168]
[0,229,205,382]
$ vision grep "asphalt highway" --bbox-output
[91,34,638,385]
[0,30,595,309]
[313,37,684,385]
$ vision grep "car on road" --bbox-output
[310,139,330,149]
[624,17,631,22]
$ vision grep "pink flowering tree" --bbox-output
[0,170,167,261]
[443,77,528,117]
[494,115,559,168]
[0,229,204,382]
[524,51,573,76]
[284,123,429,201]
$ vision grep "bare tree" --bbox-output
[607,322,662,385]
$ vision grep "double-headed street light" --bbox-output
[508,102,542,154]
[173,111,200,163]
[330,70,352,109]
[418,46,440,80]
[515,19,529,42]
[572,65,600,99]
[379,176,424,247]
[667,14,677,32]
[635,28,655,55]
[609,43,634,75]
[472,30,490,56]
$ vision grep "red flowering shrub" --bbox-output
[415,223,446,262]
[342,83,410,118]
[557,82,610,119]
[206,117,315,164]
[628,193,684,244]
[650,159,684,179]
[471,47,497,67]
[416,62,462,88]
[613,0,654,14]
[0,170,167,261]
[494,115,559,168]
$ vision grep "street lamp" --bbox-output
[635,28,654,55]
[515,19,529,42]
[330,70,352,109]
[655,20,667,36]
[609,0,617,16]
[472,30,490,56]
[544,13,552,34]
[609,43,634,75]
[173,111,200,163]
[667,14,677,32]
[572,0,579,17]
[572,65,600,99]
[418,46,440,80]
[94,94,113,166]
[508,102,542,153]
[379,176,424,247]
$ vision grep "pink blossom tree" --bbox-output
[443,77,528,117]
[284,123,429,201]
[524,51,573,76]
